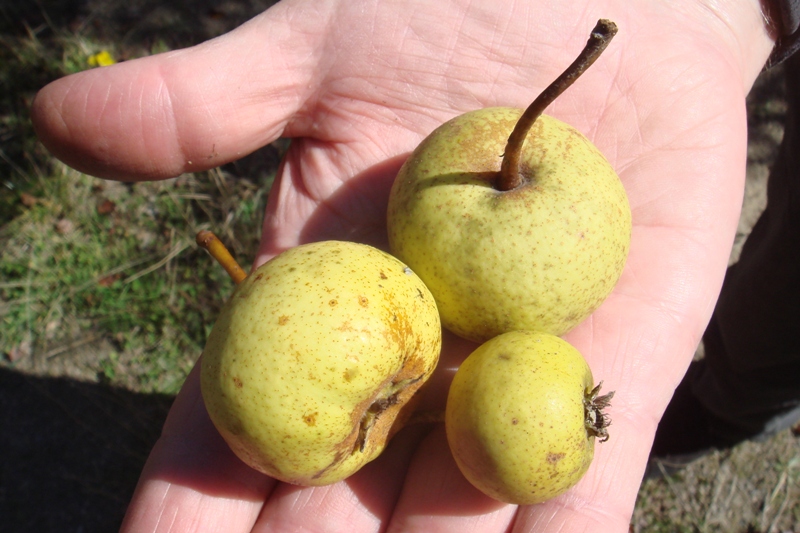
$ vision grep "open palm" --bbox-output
[32,1,774,531]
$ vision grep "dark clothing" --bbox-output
[696,54,800,442]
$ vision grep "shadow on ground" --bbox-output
[0,367,173,532]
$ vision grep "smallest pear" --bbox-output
[445,331,613,505]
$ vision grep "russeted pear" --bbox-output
[200,240,442,485]
[445,331,613,505]
[387,20,630,343]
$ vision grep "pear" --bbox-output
[445,330,613,505]
[200,239,442,485]
[387,20,630,343]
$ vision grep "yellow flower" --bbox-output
[88,51,116,67]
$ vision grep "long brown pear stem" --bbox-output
[497,19,618,192]
[196,230,247,284]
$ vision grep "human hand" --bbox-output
[32,1,775,531]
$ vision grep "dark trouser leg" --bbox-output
[695,54,800,443]
[652,56,800,458]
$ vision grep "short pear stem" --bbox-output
[196,230,247,284]
[497,19,618,192]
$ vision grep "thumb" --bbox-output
[31,5,319,181]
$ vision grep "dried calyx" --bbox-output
[584,381,614,442]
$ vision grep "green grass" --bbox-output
[0,162,275,393]
[0,24,279,393]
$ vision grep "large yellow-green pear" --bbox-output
[387,108,630,343]
[386,20,630,343]
[201,241,442,486]
[445,331,613,505]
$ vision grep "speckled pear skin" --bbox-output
[387,108,631,343]
[200,241,442,486]
[445,331,595,505]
